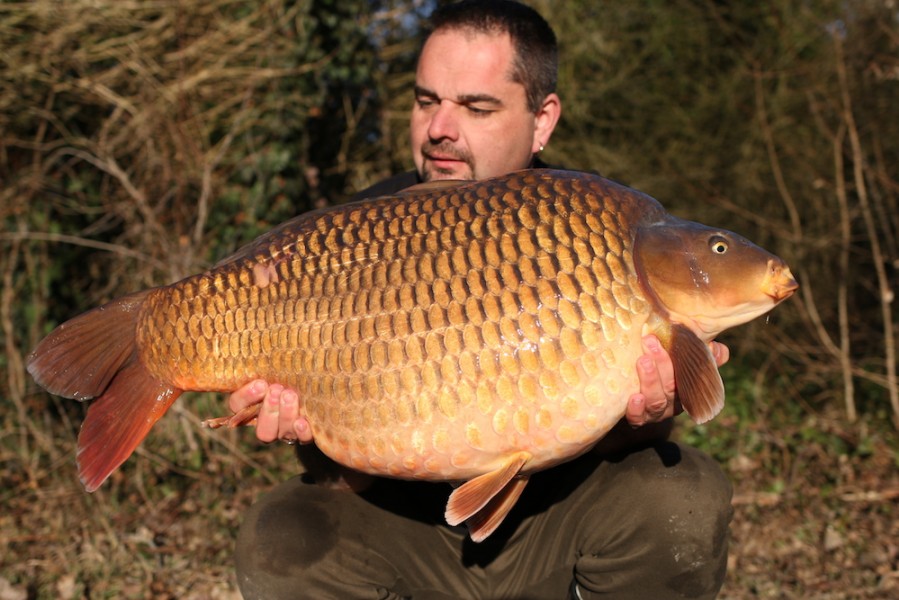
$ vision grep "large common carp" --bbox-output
[28,169,797,541]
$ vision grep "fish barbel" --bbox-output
[27,169,797,541]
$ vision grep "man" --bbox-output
[231,2,732,598]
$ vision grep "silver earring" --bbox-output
[539,144,545,152]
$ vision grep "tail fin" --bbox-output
[27,290,151,400]
[27,290,183,491]
[77,359,182,491]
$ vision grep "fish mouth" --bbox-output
[763,260,799,302]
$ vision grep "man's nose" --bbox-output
[427,101,459,141]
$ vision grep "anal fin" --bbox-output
[669,323,725,424]
[445,452,530,542]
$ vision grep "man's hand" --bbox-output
[228,335,731,443]
[625,335,729,427]
[228,380,312,444]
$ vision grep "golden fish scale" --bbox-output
[136,172,657,480]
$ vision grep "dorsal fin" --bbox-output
[397,180,466,194]
[668,323,725,423]
[445,452,530,541]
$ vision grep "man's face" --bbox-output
[410,30,545,182]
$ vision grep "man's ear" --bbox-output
[532,92,562,154]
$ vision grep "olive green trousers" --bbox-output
[234,441,732,600]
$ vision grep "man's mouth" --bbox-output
[420,142,474,180]
[426,154,464,167]
[422,143,471,167]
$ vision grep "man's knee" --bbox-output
[646,442,733,523]
[648,443,732,594]
[611,442,732,554]
[234,478,345,599]
[234,476,453,600]
[574,442,732,599]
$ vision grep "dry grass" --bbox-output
[1,393,292,599]
[2,402,898,599]
[710,412,899,599]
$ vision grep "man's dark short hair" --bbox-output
[428,0,558,113]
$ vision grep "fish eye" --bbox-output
[709,236,729,254]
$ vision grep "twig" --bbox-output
[831,123,856,422]
[0,231,167,270]
[1,231,27,447]
[732,491,782,507]
[754,64,857,421]
[834,32,899,428]
[838,488,899,503]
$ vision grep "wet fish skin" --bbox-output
[27,169,797,541]
[140,172,663,479]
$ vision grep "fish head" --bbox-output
[634,218,798,341]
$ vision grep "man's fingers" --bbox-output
[255,384,285,443]
[278,389,300,442]
[635,353,663,398]
[294,418,314,444]
[231,382,309,444]
[629,335,680,427]
[626,393,647,427]
[628,354,666,426]
[642,335,675,398]
[228,379,268,413]
[710,341,730,367]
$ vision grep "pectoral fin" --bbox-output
[445,452,531,542]
[668,323,725,424]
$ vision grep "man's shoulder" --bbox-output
[350,171,420,202]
